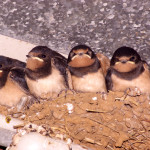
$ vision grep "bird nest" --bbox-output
[1,91,150,150]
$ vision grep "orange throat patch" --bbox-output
[26,58,44,71]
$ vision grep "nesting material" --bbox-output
[0,91,150,149]
[6,123,89,150]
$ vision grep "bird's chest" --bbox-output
[0,79,26,107]
[72,69,106,92]
[111,70,150,93]
[26,69,66,99]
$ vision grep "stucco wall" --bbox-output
[0,0,149,62]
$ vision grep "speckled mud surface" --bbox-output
[0,0,150,63]
[1,91,150,150]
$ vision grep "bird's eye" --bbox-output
[42,54,46,58]
[39,54,46,58]
[130,56,136,61]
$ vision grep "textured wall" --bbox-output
[0,0,150,62]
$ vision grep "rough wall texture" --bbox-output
[0,0,149,62]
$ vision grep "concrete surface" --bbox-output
[0,0,150,62]
[0,114,23,147]
[0,35,35,62]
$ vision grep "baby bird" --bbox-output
[106,46,150,94]
[67,45,107,93]
[0,66,31,108]
[25,46,69,99]
[0,55,26,68]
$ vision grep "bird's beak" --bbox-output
[26,55,43,62]
[72,55,78,60]
[26,55,31,58]
[115,60,135,65]
[72,53,91,60]
[127,61,135,64]
[115,61,121,65]
[120,60,128,64]
[85,54,91,58]
[31,57,44,62]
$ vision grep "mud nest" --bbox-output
[1,91,150,150]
